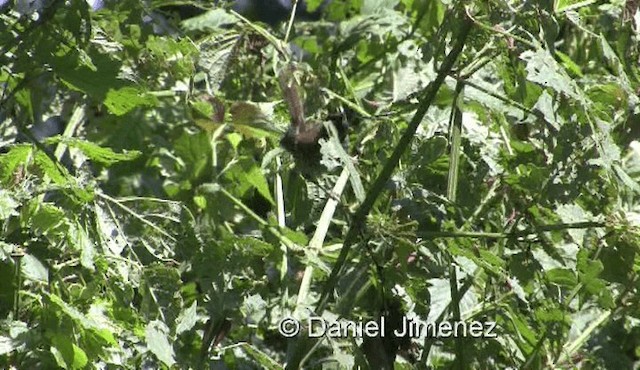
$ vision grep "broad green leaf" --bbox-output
[27,203,67,238]
[44,137,141,165]
[22,254,49,283]
[546,268,577,287]
[306,0,324,12]
[239,342,282,370]
[198,32,240,93]
[0,336,15,356]
[362,0,400,15]
[145,320,176,367]
[181,8,237,31]
[34,151,70,186]
[0,189,19,220]
[0,144,32,184]
[175,301,198,335]
[48,294,99,329]
[104,87,158,116]
[520,49,579,100]
[555,50,583,77]
[51,334,88,370]
[68,221,95,270]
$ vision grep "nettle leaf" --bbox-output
[239,342,282,370]
[67,221,95,270]
[556,203,592,244]
[533,90,561,130]
[546,268,577,287]
[507,276,529,305]
[242,294,268,324]
[26,203,69,239]
[51,334,88,370]
[181,8,237,31]
[362,0,400,15]
[104,86,158,116]
[520,49,579,100]
[599,35,636,97]
[198,32,240,93]
[531,247,563,271]
[141,264,183,323]
[229,101,282,139]
[45,137,141,166]
[425,278,450,323]
[0,144,32,184]
[175,301,198,335]
[306,0,324,12]
[94,203,128,256]
[47,294,85,323]
[390,54,428,102]
[0,189,19,220]
[22,254,49,283]
[34,151,70,186]
[44,46,122,99]
[145,320,176,367]
[225,157,275,205]
[174,131,212,181]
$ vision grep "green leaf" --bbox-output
[239,342,282,370]
[520,49,579,100]
[34,151,70,186]
[27,203,67,237]
[198,32,241,93]
[0,336,16,356]
[145,320,176,367]
[0,144,32,184]
[68,221,95,271]
[21,254,49,283]
[226,157,275,205]
[51,334,88,370]
[306,0,324,12]
[45,137,141,166]
[104,86,158,116]
[47,294,102,331]
[362,0,400,15]
[181,8,237,31]
[546,268,577,287]
[0,189,19,220]
[175,301,198,335]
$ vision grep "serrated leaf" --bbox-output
[94,203,128,255]
[0,189,19,220]
[175,301,198,335]
[22,254,48,283]
[68,221,95,270]
[198,33,240,93]
[240,342,282,370]
[0,336,16,356]
[0,144,32,183]
[520,49,579,100]
[51,334,88,370]
[34,151,70,185]
[45,137,141,165]
[181,8,237,31]
[546,268,577,287]
[426,278,451,323]
[104,86,158,116]
[145,320,176,367]
[48,294,99,329]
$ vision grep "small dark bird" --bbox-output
[278,64,347,164]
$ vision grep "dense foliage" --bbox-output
[2,0,640,368]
